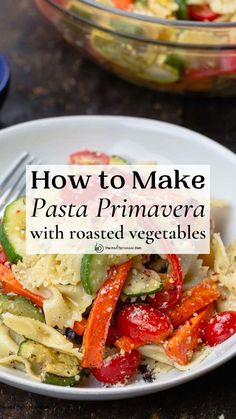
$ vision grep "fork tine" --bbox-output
[0,155,38,212]
[0,152,29,191]
[21,159,41,198]
[11,157,41,201]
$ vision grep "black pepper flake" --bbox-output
[138,364,155,383]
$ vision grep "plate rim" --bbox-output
[0,114,234,155]
[0,338,235,399]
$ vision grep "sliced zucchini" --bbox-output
[110,155,128,165]
[122,268,162,297]
[176,0,189,20]
[43,373,77,387]
[18,340,82,386]
[110,19,145,37]
[81,254,133,295]
[68,1,92,21]
[0,196,26,264]
[0,295,44,322]
[44,368,88,386]
[141,63,180,84]
[81,254,109,295]
[165,55,185,74]
[90,30,154,73]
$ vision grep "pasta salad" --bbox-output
[0,149,235,387]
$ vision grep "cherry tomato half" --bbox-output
[203,311,236,346]
[220,52,236,75]
[115,303,173,344]
[113,0,133,9]
[148,254,183,311]
[188,5,220,21]
[69,150,110,165]
[92,350,140,384]
[148,287,181,312]
[185,67,221,81]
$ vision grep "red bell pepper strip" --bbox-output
[148,254,183,311]
[73,319,123,341]
[114,336,143,352]
[82,261,132,368]
[82,260,132,369]
[163,303,214,365]
[73,318,87,336]
[167,279,220,329]
[0,263,44,308]
[185,67,221,81]
[188,5,220,21]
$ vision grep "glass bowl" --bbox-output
[36,0,236,95]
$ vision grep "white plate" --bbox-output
[0,116,235,400]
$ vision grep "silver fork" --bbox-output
[0,152,41,216]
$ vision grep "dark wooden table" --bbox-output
[0,1,236,418]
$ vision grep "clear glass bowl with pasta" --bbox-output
[35,0,236,95]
